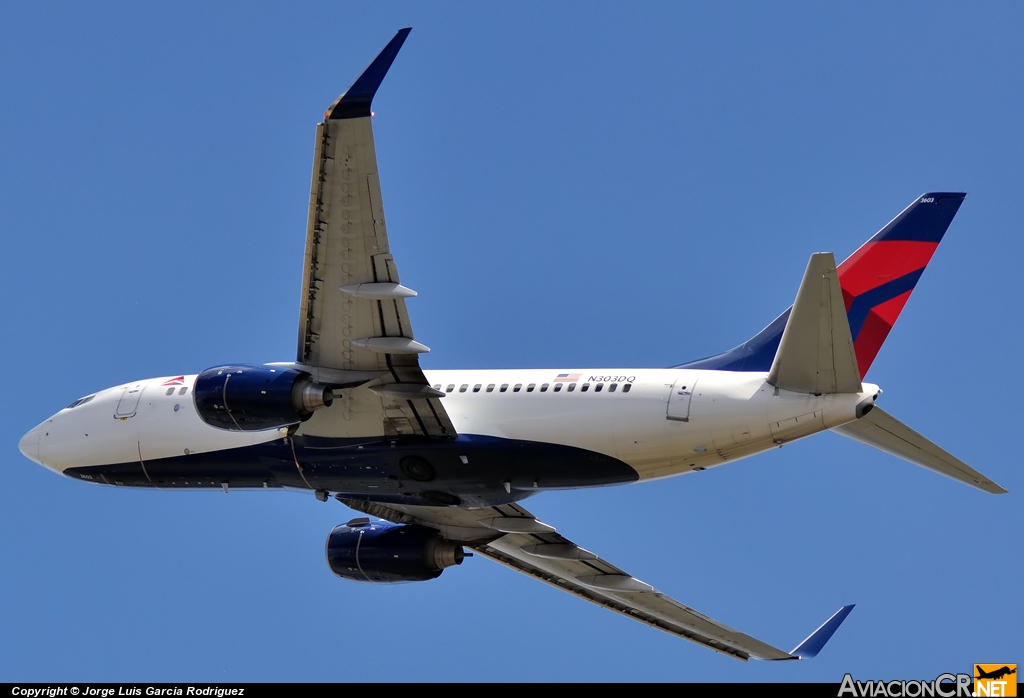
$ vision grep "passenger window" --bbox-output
[581,384,590,392]
[473,384,482,392]
[526,383,536,392]
[513,383,522,392]
[500,384,509,392]
[179,387,188,395]
[486,384,495,392]
[166,388,175,396]
[459,384,468,393]
[446,384,455,393]
[567,383,576,392]
[540,383,549,392]
[609,383,617,392]
[622,384,632,393]
[433,384,441,390]
[553,384,562,392]
[595,383,604,392]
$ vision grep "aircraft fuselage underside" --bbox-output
[61,434,638,508]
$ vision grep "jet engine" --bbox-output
[326,519,465,583]
[193,364,334,431]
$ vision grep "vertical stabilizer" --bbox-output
[837,193,965,376]
[678,193,965,378]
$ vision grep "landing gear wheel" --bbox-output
[400,456,436,482]
[422,490,461,506]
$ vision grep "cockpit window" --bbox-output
[66,395,95,409]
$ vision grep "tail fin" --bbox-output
[678,193,965,376]
[838,192,964,376]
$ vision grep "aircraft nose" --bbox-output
[19,425,42,465]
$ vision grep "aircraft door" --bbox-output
[115,383,146,419]
[667,376,696,422]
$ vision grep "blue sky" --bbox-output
[2,2,1021,682]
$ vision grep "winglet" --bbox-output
[789,604,856,659]
[325,28,412,120]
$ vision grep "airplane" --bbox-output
[17,28,1007,663]
[976,667,1017,681]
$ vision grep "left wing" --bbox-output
[295,29,454,439]
[342,498,851,661]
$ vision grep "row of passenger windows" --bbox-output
[433,382,632,395]
[165,387,189,396]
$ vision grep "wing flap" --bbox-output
[478,534,792,661]
[832,407,1006,493]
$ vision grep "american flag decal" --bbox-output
[554,373,582,382]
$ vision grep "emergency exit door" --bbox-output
[667,376,696,422]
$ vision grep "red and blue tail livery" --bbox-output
[680,192,965,377]
[837,193,964,377]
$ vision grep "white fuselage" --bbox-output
[22,367,878,486]
[423,369,876,480]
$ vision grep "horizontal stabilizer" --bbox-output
[768,253,862,394]
[833,407,1006,494]
[678,193,966,378]
[789,605,856,659]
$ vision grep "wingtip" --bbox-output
[789,604,856,659]
[326,28,413,120]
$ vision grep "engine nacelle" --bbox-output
[326,519,465,583]
[193,364,334,431]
